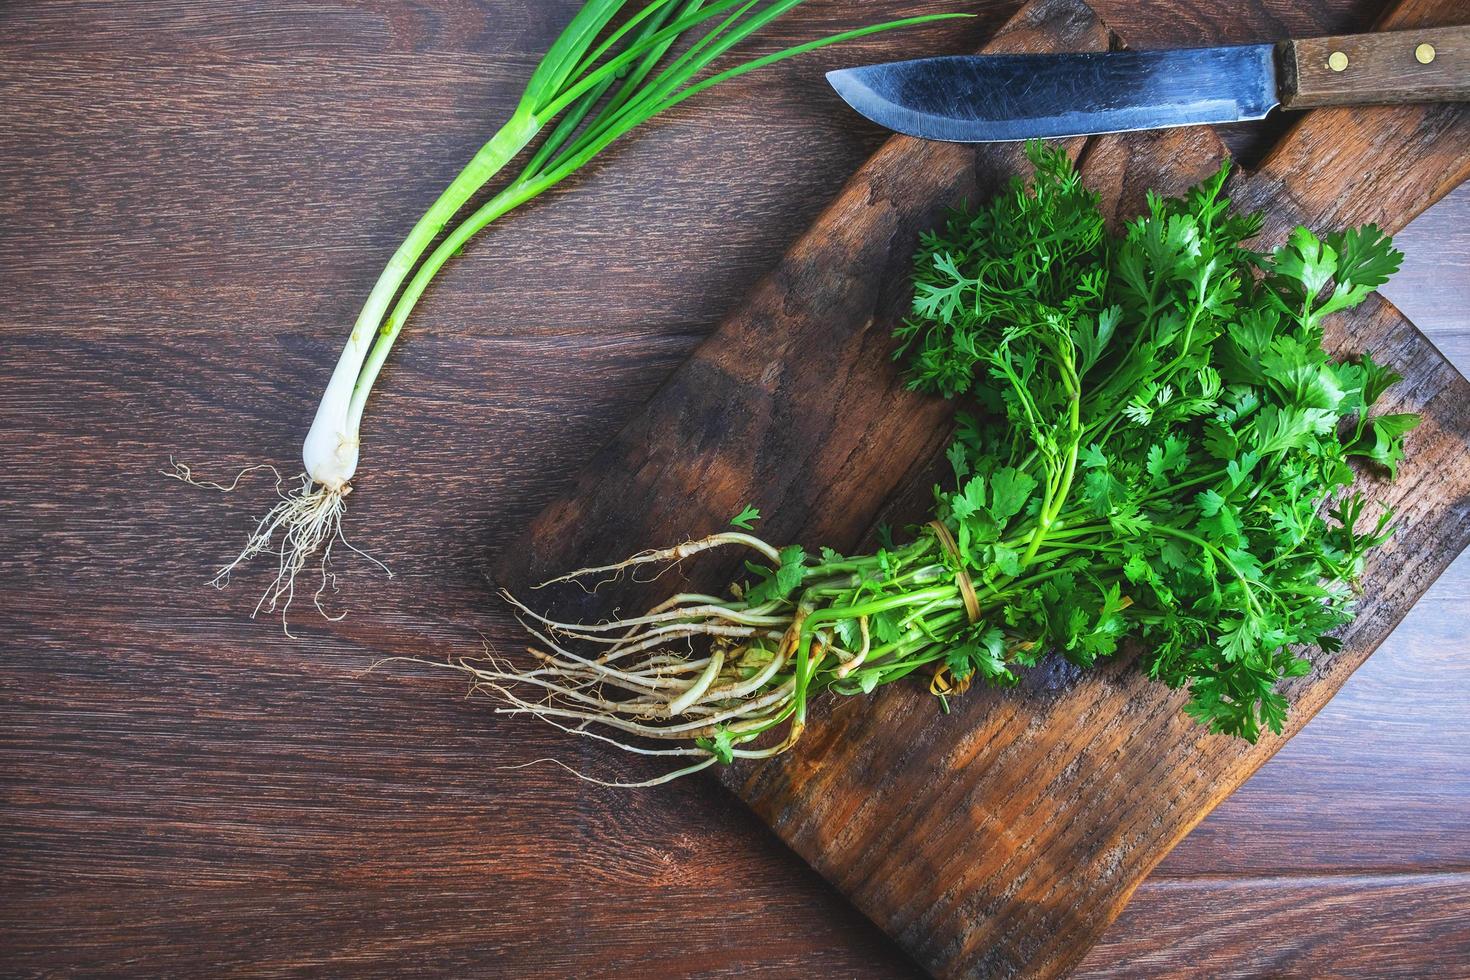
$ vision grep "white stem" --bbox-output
[667,647,725,716]
[835,616,871,678]
[301,326,375,489]
[300,112,541,491]
[701,649,786,702]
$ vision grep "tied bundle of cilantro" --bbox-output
[489,143,1418,785]
[894,143,1416,739]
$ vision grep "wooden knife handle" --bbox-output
[1280,24,1469,108]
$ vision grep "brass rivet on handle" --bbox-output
[1415,42,1436,65]
[1327,50,1349,71]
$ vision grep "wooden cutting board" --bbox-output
[503,0,1470,975]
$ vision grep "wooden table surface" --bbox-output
[2,1,1466,976]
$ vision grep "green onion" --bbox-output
[181,1,966,625]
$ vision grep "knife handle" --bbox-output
[1280,24,1469,108]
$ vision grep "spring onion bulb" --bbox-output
[176,0,966,627]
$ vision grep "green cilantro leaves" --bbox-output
[729,504,761,530]
[718,144,1414,748]
[898,142,1415,741]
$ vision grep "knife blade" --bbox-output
[826,25,1469,143]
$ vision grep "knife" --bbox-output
[827,24,1468,142]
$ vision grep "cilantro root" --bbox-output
[476,529,986,780]
[531,531,782,591]
[490,143,1418,782]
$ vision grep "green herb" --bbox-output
[481,143,1415,784]
[898,143,1411,739]
[730,504,762,530]
[176,0,965,627]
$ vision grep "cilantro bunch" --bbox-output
[892,142,1416,739]
[492,144,1419,784]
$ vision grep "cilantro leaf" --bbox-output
[695,728,736,765]
[729,504,761,530]
[989,467,1038,524]
[774,545,807,598]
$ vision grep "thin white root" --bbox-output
[532,532,783,590]
[494,677,797,737]
[426,631,811,784]
[421,531,816,785]
[562,622,763,650]
[163,457,282,493]
[516,622,699,691]
[498,589,785,634]
[496,706,708,757]
[700,649,787,702]
[667,647,726,716]
[171,462,391,632]
[499,755,718,787]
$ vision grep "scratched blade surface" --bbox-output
[826,45,1279,143]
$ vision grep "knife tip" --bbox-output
[824,66,860,99]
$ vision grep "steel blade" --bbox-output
[826,45,1279,143]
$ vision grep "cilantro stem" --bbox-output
[1019,380,1082,570]
[793,586,955,719]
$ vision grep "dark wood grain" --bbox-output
[1082,872,1470,976]
[506,0,1470,976]
[1,0,1467,977]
